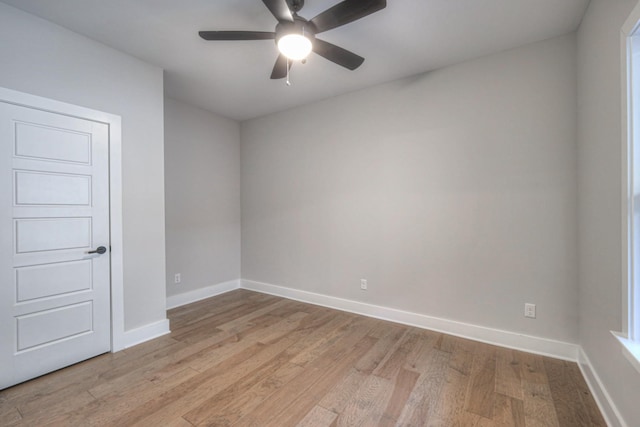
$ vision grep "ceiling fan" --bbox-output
[199,0,387,80]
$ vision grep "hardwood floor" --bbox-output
[0,290,606,426]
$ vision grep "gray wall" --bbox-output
[0,3,166,331]
[241,34,579,343]
[164,97,241,296]
[577,0,640,424]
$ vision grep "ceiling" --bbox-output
[1,0,590,121]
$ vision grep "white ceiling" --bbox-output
[1,0,590,121]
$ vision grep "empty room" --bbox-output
[0,0,639,425]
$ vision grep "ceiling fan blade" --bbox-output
[312,38,364,70]
[199,31,276,41]
[262,0,294,22]
[310,0,386,34]
[270,54,292,79]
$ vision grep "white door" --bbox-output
[0,102,111,389]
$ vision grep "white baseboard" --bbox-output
[578,348,628,427]
[166,279,241,309]
[160,278,579,360]
[122,318,171,349]
[240,279,579,361]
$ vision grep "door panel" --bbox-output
[15,170,92,206]
[16,260,92,302]
[0,102,110,389]
[15,217,92,253]
[14,121,92,164]
[16,302,93,351]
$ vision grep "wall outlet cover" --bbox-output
[524,303,536,318]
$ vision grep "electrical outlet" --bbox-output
[524,303,536,318]
[360,279,367,290]
[174,273,181,284]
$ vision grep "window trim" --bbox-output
[612,332,640,374]
[617,1,640,374]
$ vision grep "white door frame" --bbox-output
[0,86,126,352]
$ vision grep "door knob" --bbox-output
[88,246,107,255]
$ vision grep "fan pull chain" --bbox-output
[286,58,291,86]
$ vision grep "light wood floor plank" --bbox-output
[336,374,394,426]
[318,368,368,414]
[49,367,201,426]
[352,323,406,374]
[395,347,451,425]
[428,348,475,426]
[495,348,523,400]
[183,356,304,425]
[377,367,420,426]
[544,358,587,426]
[296,405,338,427]
[0,406,22,426]
[567,361,607,426]
[0,290,606,427]
[372,329,421,380]
[465,345,497,419]
[125,318,314,425]
[235,335,378,426]
[491,393,525,427]
[520,352,561,427]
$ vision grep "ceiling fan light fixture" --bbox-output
[277,33,312,60]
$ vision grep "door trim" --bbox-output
[0,87,126,352]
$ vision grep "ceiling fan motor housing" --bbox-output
[286,0,305,13]
[275,16,316,45]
